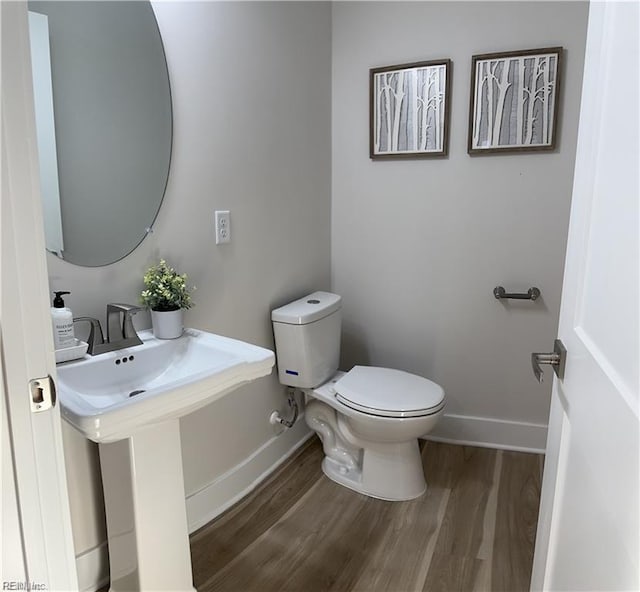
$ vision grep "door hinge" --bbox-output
[29,375,56,413]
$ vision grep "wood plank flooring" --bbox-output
[190,437,543,592]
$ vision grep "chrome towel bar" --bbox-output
[493,286,541,301]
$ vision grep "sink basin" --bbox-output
[57,328,275,443]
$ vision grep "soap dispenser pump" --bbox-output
[51,291,75,349]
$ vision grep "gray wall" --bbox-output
[49,1,331,557]
[331,2,589,444]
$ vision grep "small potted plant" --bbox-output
[140,259,194,339]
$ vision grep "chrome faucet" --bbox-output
[74,303,143,355]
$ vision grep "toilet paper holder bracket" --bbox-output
[493,286,541,301]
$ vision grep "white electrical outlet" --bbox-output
[215,210,231,244]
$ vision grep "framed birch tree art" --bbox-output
[370,59,452,159]
[468,47,563,154]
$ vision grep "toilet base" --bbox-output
[321,438,427,501]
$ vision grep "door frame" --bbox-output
[1,1,78,588]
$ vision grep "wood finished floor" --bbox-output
[190,437,543,592]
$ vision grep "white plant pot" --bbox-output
[151,309,183,340]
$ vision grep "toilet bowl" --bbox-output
[304,367,444,500]
[271,291,446,501]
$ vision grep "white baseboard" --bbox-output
[185,415,312,532]
[76,542,109,592]
[425,413,547,454]
[75,417,312,591]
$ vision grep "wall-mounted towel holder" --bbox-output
[493,286,541,301]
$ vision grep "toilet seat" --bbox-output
[334,366,445,419]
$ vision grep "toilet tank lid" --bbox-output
[271,291,341,325]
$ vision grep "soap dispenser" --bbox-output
[51,291,75,349]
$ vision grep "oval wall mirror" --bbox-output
[28,1,172,267]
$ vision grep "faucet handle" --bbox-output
[106,303,144,342]
[106,303,144,315]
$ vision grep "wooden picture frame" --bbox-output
[468,47,563,154]
[370,59,452,159]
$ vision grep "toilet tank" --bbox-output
[271,291,342,388]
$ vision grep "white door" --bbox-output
[1,1,78,589]
[531,1,639,590]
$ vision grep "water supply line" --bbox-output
[269,387,299,429]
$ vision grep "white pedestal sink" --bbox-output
[56,328,275,591]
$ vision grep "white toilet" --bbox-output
[271,291,445,501]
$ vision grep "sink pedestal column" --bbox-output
[99,419,196,592]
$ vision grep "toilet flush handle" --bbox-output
[531,339,567,383]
